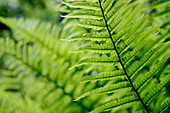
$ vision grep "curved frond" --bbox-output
[63,0,170,112]
[153,98,170,113]
[143,75,170,104]
[71,56,119,68]
[0,19,110,113]
[90,95,139,113]
[76,81,130,100]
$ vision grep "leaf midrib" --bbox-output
[97,0,150,112]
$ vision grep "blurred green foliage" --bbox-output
[0,0,59,22]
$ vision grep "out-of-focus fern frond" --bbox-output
[0,90,43,113]
[0,18,111,113]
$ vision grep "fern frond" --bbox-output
[62,1,100,11]
[153,98,170,113]
[71,56,119,68]
[62,11,103,19]
[143,74,170,104]
[153,8,170,17]
[64,31,109,41]
[0,18,117,112]
[63,0,169,112]
[106,0,131,23]
[76,27,150,54]
[90,94,139,113]
[127,43,168,78]
[134,54,170,90]
[0,90,43,113]
[76,81,130,100]
[81,70,125,82]
[147,0,170,9]
[0,17,78,56]
[79,19,106,30]
[0,37,94,112]
[76,42,114,53]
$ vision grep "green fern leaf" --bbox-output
[61,10,103,19]
[90,94,139,113]
[64,31,109,41]
[62,1,100,11]
[76,81,130,100]
[81,70,125,82]
[153,98,170,113]
[143,75,170,104]
[71,56,119,68]
[63,0,169,112]
[134,54,170,90]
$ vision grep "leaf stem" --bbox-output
[98,0,149,112]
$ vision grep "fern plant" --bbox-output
[63,0,170,112]
[0,18,114,113]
